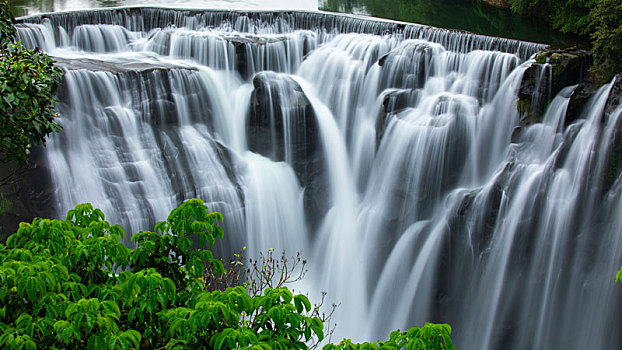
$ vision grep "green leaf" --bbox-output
[120,330,142,349]
[4,93,15,103]
[294,295,311,313]
[25,276,39,301]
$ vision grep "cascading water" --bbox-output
[16,7,622,349]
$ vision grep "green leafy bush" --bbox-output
[0,0,63,186]
[0,199,321,349]
[508,0,596,34]
[0,199,455,349]
[324,324,454,350]
[590,0,622,82]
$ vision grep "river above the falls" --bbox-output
[10,0,319,15]
[12,0,588,47]
[318,0,588,47]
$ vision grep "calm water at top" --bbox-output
[318,0,587,46]
[13,0,584,46]
[10,0,318,15]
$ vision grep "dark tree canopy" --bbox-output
[590,0,622,82]
[508,0,622,82]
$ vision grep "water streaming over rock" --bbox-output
[16,8,622,349]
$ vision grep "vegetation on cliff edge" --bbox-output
[507,0,622,82]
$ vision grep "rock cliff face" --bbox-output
[0,149,56,243]
[518,49,592,125]
[516,50,622,193]
[601,75,622,192]
[247,72,327,231]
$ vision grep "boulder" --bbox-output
[225,35,290,80]
[565,80,600,125]
[377,89,420,146]
[247,72,327,231]
[378,41,435,90]
[534,49,592,93]
[0,148,57,243]
[248,72,318,162]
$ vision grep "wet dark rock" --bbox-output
[248,72,317,161]
[565,74,621,131]
[601,75,622,193]
[247,72,327,231]
[450,181,503,255]
[214,140,245,206]
[517,63,550,125]
[0,147,56,243]
[534,49,592,93]
[226,35,290,80]
[511,126,522,144]
[378,41,435,90]
[566,81,600,125]
[53,56,197,73]
[382,89,419,115]
[552,122,583,170]
[518,49,592,125]
[604,74,622,119]
[377,89,420,146]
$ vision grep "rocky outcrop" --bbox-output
[604,75,622,118]
[0,148,57,243]
[378,41,435,90]
[535,50,592,94]
[518,49,592,125]
[377,89,420,146]
[565,80,600,125]
[53,56,198,73]
[248,72,318,163]
[375,42,436,147]
[226,35,300,80]
[601,75,622,192]
[247,72,327,231]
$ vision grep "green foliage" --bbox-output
[550,0,597,35]
[508,0,622,81]
[590,0,622,82]
[509,0,553,22]
[323,323,455,350]
[0,198,454,349]
[508,0,596,34]
[0,0,62,185]
[0,199,327,349]
[0,0,15,48]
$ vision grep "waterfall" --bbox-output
[16,8,622,350]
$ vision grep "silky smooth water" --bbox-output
[16,8,622,349]
[11,0,318,16]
